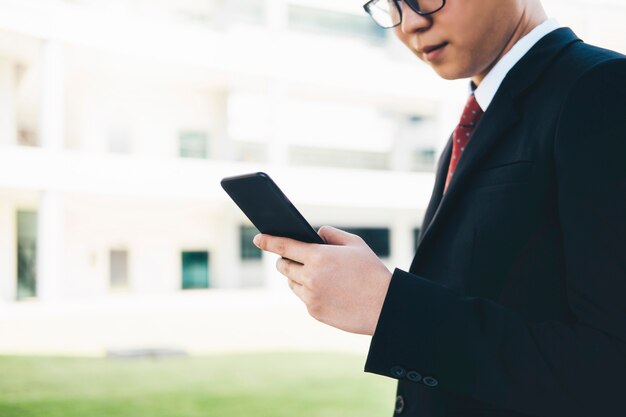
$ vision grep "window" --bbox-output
[18,128,37,147]
[222,0,266,24]
[17,211,37,300]
[414,228,422,252]
[342,227,390,258]
[240,225,262,260]
[182,251,210,289]
[408,115,424,124]
[412,148,436,171]
[179,131,209,159]
[110,249,129,290]
[233,141,268,163]
[288,5,386,41]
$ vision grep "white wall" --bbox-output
[62,196,233,297]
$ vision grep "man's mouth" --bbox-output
[421,42,448,61]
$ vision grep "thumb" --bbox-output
[318,226,361,246]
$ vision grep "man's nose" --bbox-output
[399,2,432,34]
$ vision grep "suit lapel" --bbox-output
[412,97,520,270]
[411,28,581,269]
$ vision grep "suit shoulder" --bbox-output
[554,49,626,169]
[567,40,625,62]
[564,51,626,101]
[555,40,626,81]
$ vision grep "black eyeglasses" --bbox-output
[363,0,446,29]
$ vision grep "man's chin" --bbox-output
[431,66,471,81]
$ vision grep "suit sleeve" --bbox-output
[364,59,626,417]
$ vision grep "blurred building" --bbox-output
[0,0,624,354]
[0,0,467,305]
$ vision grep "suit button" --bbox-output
[395,395,405,414]
[423,376,439,387]
[406,371,422,382]
[390,366,406,378]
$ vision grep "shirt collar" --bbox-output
[473,18,562,111]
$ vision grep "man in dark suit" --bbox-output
[253,0,626,415]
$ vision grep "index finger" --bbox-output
[253,234,313,264]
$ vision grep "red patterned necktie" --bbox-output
[444,94,484,192]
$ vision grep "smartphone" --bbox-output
[221,172,325,245]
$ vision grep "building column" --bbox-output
[36,40,66,302]
[391,116,412,172]
[437,99,464,155]
[267,82,289,166]
[266,0,289,167]
[263,250,285,291]
[0,202,17,303]
[0,56,17,147]
[214,211,241,289]
[40,40,65,150]
[36,192,64,302]
[266,0,287,29]
[390,212,417,271]
[209,90,232,161]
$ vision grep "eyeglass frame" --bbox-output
[363,0,446,28]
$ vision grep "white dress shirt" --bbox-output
[474,18,562,111]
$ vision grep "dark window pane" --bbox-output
[240,225,262,260]
[182,251,210,289]
[342,227,390,258]
[414,227,422,252]
[17,211,37,300]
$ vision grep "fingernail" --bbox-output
[253,234,261,247]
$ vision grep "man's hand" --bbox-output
[253,226,392,336]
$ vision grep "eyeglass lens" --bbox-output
[366,0,444,28]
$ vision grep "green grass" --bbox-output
[0,352,396,417]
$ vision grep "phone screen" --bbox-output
[221,172,324,244]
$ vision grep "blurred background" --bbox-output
[0,0,625,415]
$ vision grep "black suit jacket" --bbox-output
[364,28,626,417]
